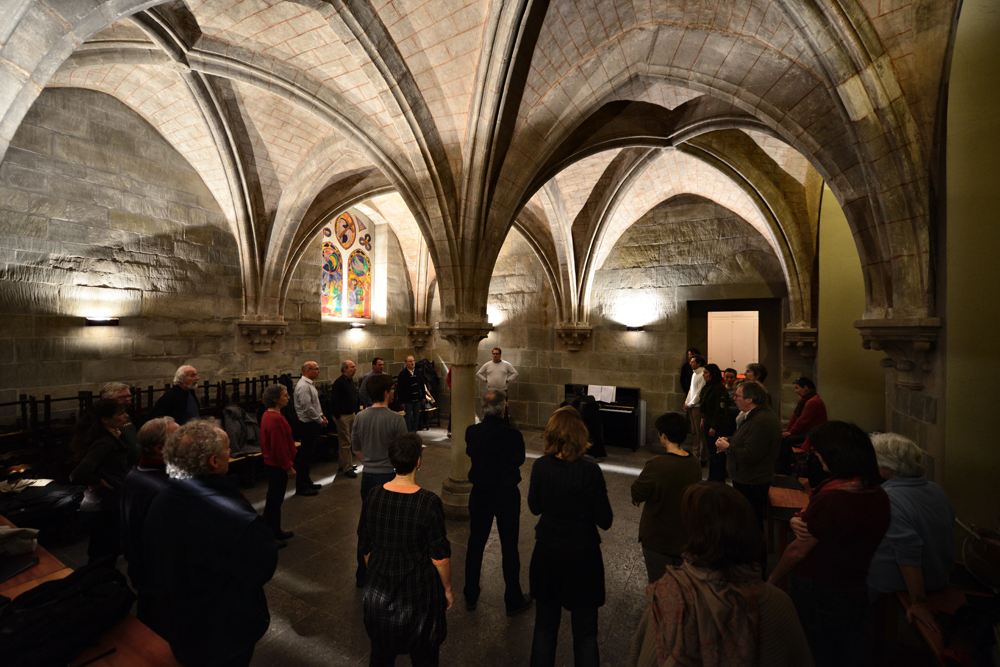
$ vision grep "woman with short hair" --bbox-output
[767,421,890,667]
[529,406,614,667]
[260,383,296,546]
[631,412,702,584]
[360,433,452,666]
[867,433,955,632]
[630,482,813,666]
[70,398,130,565]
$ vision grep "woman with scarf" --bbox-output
[629,482,812,667]
[698,364,734,481]
[776,377,827,474]
[767,421,890,667]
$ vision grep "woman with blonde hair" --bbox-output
[528,406,613,667]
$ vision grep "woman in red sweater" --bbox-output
[261,383,297,546]
[783,377,827,441]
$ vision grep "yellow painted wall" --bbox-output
[945,0,1000,527]
[816,185,886,431]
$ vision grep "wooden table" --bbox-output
[0,514,182,667]
[0,515,66,595]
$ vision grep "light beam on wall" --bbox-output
[607,291,659,328]
[486,305,505,326]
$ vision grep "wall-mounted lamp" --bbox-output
[350,322,366,329]
[86,317,120,327]
[626,325,644,332]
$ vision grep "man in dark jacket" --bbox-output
[330,359,360,478]
[144,420,278,667]
[715,380,781,575]
[144,365,200,425]
[120,416,177,629]
[463,390,532,616]
[396,355,426,433]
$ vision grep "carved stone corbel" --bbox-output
[854,318,941,390]
[555,323,594,352]
[783,327,818,359]
[407,325,434,350]
[238,320,286,353]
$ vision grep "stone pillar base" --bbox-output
[440,476,472,520]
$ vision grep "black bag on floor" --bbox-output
[0,558,136,666]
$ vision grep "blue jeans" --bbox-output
[356,471,396,585]
[404,401,422,432]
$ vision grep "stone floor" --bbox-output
[52,427,656,666]
[49,426,934,666]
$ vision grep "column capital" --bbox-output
[854,317,941,390]
[437,321,493,364]
[783,327,817,359]
[407,325,434,350]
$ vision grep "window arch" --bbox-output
[322,211,373,319]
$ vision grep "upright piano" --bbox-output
[562,385,646,451]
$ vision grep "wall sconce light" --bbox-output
[86,317,120,327]
[350,322,366,329]
[626,325,644,332]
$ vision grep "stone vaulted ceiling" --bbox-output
[0,0,959,332]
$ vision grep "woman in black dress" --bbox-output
[529,406,614,667]
[69,398,130,565]
[359,433,452,666]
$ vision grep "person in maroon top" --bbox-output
[776,377,828,474]
[767,421,890,667]
[260,384,297,547]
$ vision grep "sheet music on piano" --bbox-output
[588,385,616,403]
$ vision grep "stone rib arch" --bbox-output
[510,209,565,324]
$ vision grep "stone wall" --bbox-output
[0,87,449,420]
[482,194,787,443]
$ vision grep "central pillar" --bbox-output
[438,320,493,519]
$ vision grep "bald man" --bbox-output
[293,361,326,496]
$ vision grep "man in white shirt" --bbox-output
[477,348,518,423]
[684,354,706,462]
[294,361,326,497]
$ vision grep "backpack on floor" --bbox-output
[0,558,136,666]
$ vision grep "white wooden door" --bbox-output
[707,311,759,369]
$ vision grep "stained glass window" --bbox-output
[322,211,372,319]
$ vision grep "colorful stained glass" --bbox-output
[359,233,372,251]
[321,243,342,317]
[347,249,371,319]
[335,212,356,249]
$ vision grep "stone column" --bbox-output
[437,321,493,519]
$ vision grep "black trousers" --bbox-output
[369,641,439,667]
[464,486,524,610]
[732,480,771,577]
[530,599,598,667]
[263,464,288,534]
[83,509,120,566]
[294,421,319,489]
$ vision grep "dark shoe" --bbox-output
[506,595,533,617]
[309,482,322,490]
[343,470,357,479]
[276,540,288,549]
[296,487,318,497]
[465,598,478,611]
[275,530,294,540]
